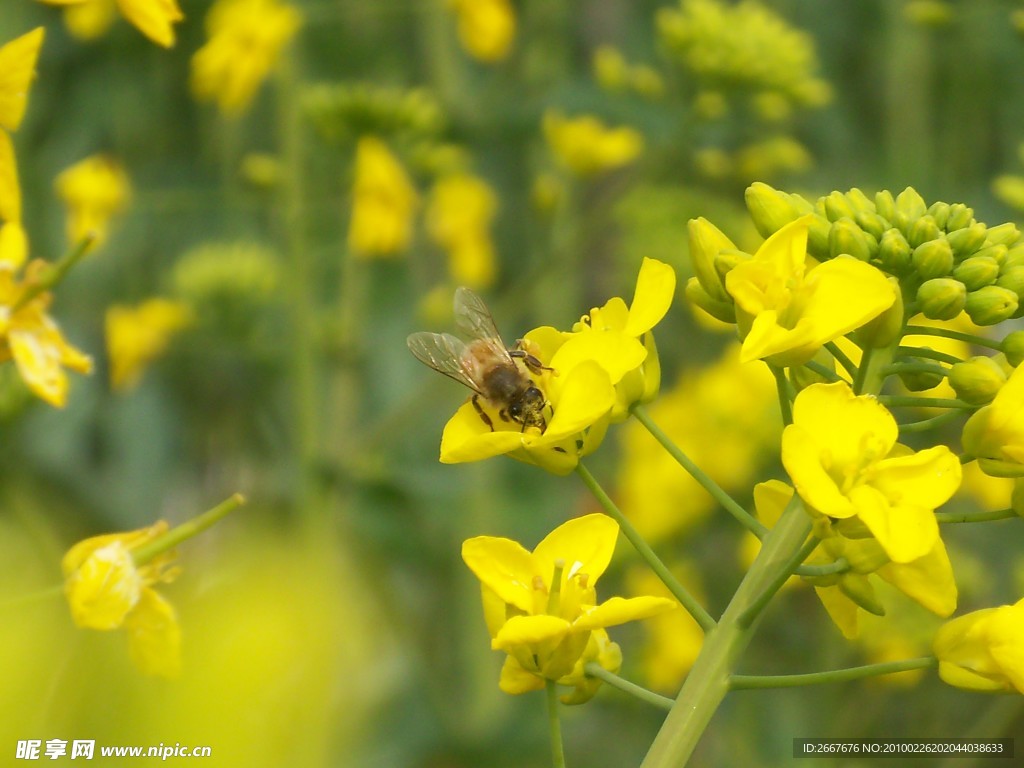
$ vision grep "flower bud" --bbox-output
[907,215,941,248]
[916,278,966,320]
[996,266,1024,303]
[854,210,888,241]
[874,189,896,222]
[984,222,1020,247]
[806,214,832,260]
[927,201,951,230]
[829,217,875,261]
[838,573,886,616]
[790,347,836,390]
[898,350,946,391]
[823,190,857,222]
[946,222,987,256]
[1002,330,1024,367]
[945,202,974,231]
[713,249,750,282]
[745,182,808,238]
[911,238,954,279]
[1003,244,1024,271]
[844,187,875,214]
[965,285,1019,325]
[949,356,1007,405]
[895,186,927,221]
[685,277,736,323]
[855,277,904,347]
[971,243,1008,267]
[878,228,912,274]
[687,217,734,301]
[952,255,1000,291]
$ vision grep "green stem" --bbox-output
[898,409,964,434]
[880,361,947,379]
[794,557,849,578]
[770,365,794,426]
[639,494,813,768]
[878,395,973,410]
[936,507,1019,523]
[801,360,841,383]
[852,345,874,394]
[583,661,673,711]
[575,462,716,632]
[630,405,767,539]
[730,657,937,690]
[824,341,858,381]
[896,345,962,365]
[131,493,246,566]
[905,324,1002,351]
[738,511,818,628]
[546,680,567,768]
[13,234,94,312]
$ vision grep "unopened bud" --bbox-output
[745,182,808,238]
[952,255,1000,291]
[965,285,1019,325]
[898,351,946,391]
[907,216,941,248]
[895,186,927,221]
[874,189,896,222]
[685,277,736,324]
[912,238,954,279]
[985,222,1021,247]
[946,222,988,257]
[806,214,832,260]
[945,203,974,231]
[687,217,734,301]
[1003,244,1024,271]
[916,278,966,320]
[878,228,912,274]
[854,210,888,241]
[927,201,951,230]
[1002,330,1024,367]
[823,191,857,222]
[829,217,875,261]
[972,244,1008,267]
[996,266,1024,303]
[844,187,875,214]
[714,249,750,283]
[790,347,837,390]
[838,573,886,616]
[949,356,1007,405]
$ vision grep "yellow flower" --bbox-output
[963,364,1024,477]
[62,521,181,677]
[934,598,1024,693]
[38,0,185,48]
[347,136,418,258]
[782,382,961,563]
[0,27,45,134]
[0,261,93,407]
[447,0,515,63]
[559,257,675,420]
[462,513,676,701]
[54,154,130,248]
[725,216,895,366]
[543,111,644,178]
[0,133,27,268]
[106,298,192,391]
[426,172,498,289]
[191,0,302,117]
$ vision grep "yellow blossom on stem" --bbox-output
[63,521,181,677]
[543,111,644,178]
[191,0,302,117]
[106,298,192,391]
[934,598,1024,693]
[462,513,676,702]
[54,154,130,249]
[37,0,184,48]
[963,364,1024,477]
[347,136,418,258]
[447,0,516,63]
[426,172,498,289]
[782,381,961,563]
[724,215,895,366]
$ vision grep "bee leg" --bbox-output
[510,344,555,376]
[472,394,494,431]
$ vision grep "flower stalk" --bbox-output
[129,493,246,566]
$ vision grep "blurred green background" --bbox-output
[3,0,1024,765]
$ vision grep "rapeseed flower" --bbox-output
[724,215,895,366]
[447,0,515,63]
[543,112,643,178]
[37,0,184,48]
[347,136,418,258]
[426,172,498,289]
[462,514,675,701]
[963,365,1024,477]
[191,0,302,116]
[54,155,130,248]
[63,521,181,677]
[106,298,192,391]
[934,598,1024,693]
[782,381,961,564]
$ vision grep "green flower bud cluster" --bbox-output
[656,0,831,112]
[173,242,282,330]
[746,183,1024,325]
[303,83,444,147]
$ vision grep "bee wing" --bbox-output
[407,331,485,394]
[453,287,508,349]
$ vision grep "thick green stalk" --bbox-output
[546,680,567,768]
[639,498,812,768]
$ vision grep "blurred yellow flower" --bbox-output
[347,136,419,258]
[37,0,185,48]
[447,0,515,63]
[783,382,961,564]
[934,598,1024,693]
[54,154,130,249]
[0,261,92,407]
[0,27,45,134]
[63,521,181,677]
[106,298,192,391]
[462,513,675,702]
[543,111,644,178]
[191,0,302,117]
[426,172,498,289]
[0,134,27,268]
[963,364,1024,477]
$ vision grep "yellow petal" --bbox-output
[876,538,957,616]
[115,0,185,48]
[491,614,571,650]
[623,257,676,337]
[848,484,938,564]
[781,423,857,518]
[0,221,27,267]
[800,256,895,344]
[550,330,646,386]
[535,359,614,441]
[814,585,859,639]
[64,540,143,630]
[866,446,962,510]
[498,655,545,694]
[124,588,181,677]
[439,401,524,463]
[752,479,795,527]
[574,595,677,631]
[532,513,619,588]
[0,28,45,133]
[0,130,21,222]
[462,535,536,613]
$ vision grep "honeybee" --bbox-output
[407,287,552,432]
